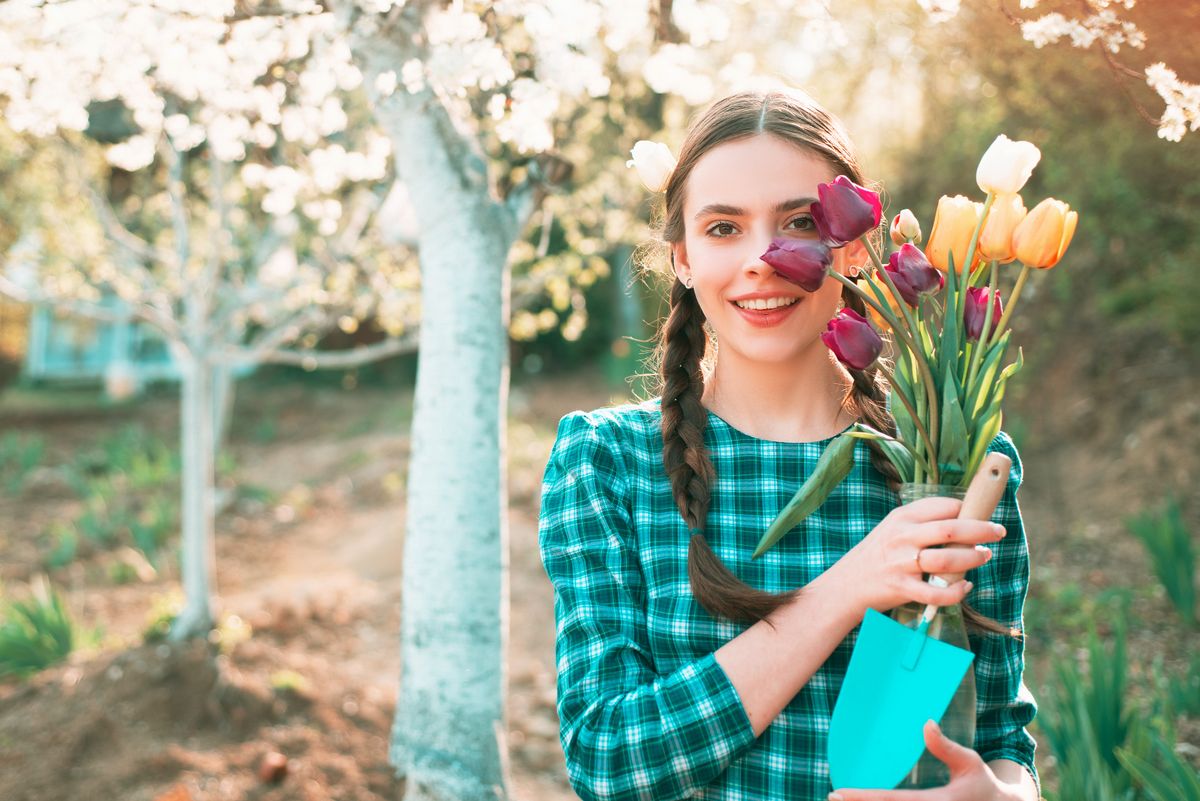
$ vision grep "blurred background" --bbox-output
[0,1,1197,800]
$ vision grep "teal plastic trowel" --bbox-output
[828,452,1012,790]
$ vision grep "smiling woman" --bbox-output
[537,90,1040,801]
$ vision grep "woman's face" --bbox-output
[672,133,864,367]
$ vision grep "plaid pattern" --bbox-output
[538,399,1039,801]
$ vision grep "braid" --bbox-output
[661,280,799,626]
[841,286,1017,639]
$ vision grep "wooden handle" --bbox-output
[931,451,1012,586]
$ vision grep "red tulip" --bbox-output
[811,176,883,248]
[884,243,944,306]
[821,308,883,370]
[760,238,832,292]
[964,287,1003,341]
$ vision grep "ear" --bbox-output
[671,241,691,284]
[836,239,869,277]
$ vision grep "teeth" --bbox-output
[734,297,799,310]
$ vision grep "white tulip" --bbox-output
[976,134,1041,195]
[626,140,676,193]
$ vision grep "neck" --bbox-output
[702,343,857,443]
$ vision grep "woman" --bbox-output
[538,90,1040,801]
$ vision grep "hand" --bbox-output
[829,720,1019,801]
[833,497,1006,618]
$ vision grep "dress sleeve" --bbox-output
[538,411,757,801]
[970,431,1041,797]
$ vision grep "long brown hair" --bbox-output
[651,90,1015,638]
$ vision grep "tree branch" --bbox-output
[219,330,419,369]
[0,272,183,340]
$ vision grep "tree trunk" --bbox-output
[170,350,217,640]
[376,91,515,801]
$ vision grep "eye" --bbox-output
[706,221,737,238]
[786,214,816,232]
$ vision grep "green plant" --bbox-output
[0,432,44,494]
[1117,728,1200,801]
[1039,600,1148,801]
[42,524,78,570]
[0,577,75,678]
[1149,651,1200,720]
[1127,497,1197,627]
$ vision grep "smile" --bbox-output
[732,297,799,310]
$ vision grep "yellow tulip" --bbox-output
[925,195,984,273]
[978,193,1027,264]
[857,273,903,332]
[1012,198,1078,268]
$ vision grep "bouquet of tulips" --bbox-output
[753,135,1077,557]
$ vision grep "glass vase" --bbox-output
[890,482,977,790]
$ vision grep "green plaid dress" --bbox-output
[537,398,1039,801]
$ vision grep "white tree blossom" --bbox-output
[921,0,1197,141]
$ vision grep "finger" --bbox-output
[829,787,944,800]
[918,518,1006,546]
[895,496,962,523]
[905,576,972,607]
[916,544,993,574]
[922,719,982,773]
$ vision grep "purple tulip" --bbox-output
[964,287,1003,341]
[760,238,832,292]
[811,176,883,248]
[821,308,884,370]
[885,243,945,306]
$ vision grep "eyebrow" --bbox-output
[693,197,817,221]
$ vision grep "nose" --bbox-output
[741,231,776,277]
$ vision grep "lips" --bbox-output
[729,297,802,328]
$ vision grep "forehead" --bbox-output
[684,134,836,214]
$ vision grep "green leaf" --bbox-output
[965,330,1012,420]
[753,433,857,558]
[965,407,1003,480]
[844,428,916,480]
[940,253,961,381]
[937,361,970,475]
[891,352,919,449]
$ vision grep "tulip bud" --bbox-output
[761,238,832,292]
[884,243,944,306]
[811,176,883,248]
[821,308,884,370]
[1011,197,1078,268]
[976,134,1041,195]
[964,287,1003,341]
[626,140,676,192]
[925,195,984,273]
[889,209,922,246]
[978,193,1027,264]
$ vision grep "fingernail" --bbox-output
[964,581,974,592]
[993,524,1006,537]
[829,794,844,801]
[975,545,993,559]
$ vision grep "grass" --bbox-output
[0,577,75,679]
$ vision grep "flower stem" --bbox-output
[992,263,1031,339]
[875,361,936,476]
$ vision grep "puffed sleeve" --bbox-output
[968,430,1041,797]
[538,411,757,801]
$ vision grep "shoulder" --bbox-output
[552,398,663,454]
